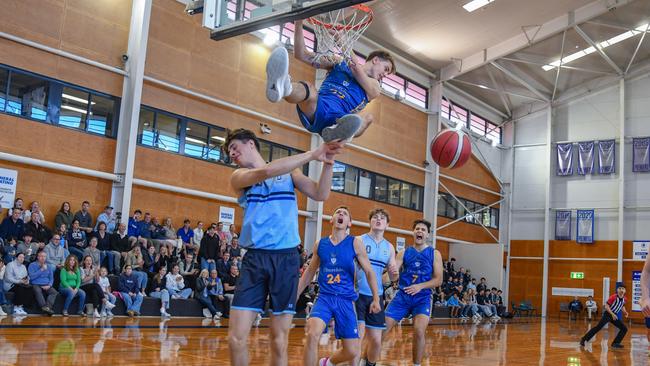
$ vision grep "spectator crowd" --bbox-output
[0,198,241,320]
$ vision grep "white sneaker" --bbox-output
[254,313,262,327]
[93,309,101,318]
[107,310,114,318]
[203,308,212,318]
[100,310,106,317]
[14,306,27,316]
[213,313,221,321]
[161,308,171,318]
[265,47,292,103]
[320,114,363,142]
[104,301,116,310]
[0,306,6,316]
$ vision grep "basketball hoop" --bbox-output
[307,4,373,64]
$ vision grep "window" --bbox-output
[359,170,372,198]
[388,178,401,206]
[487,122,501,144]
[184,121,209,158]
[138,108,155,146]
[490,208,499,229]
[464,201,475,223]
[405,81,427,108]
[155,113,181,153]
[450,103,468,127]
[442,98,502,144]
[374,175,388,202]
[482,206,491,227]
[0,69,7,112]
[208,128,226,162]
[470,113,487,135]
[259,141,272,162]
[59,87,89,130]
[7,71,49,120]
[344,165,358,195]
[332,162,345,192]
[441,98,450,120]
[410,186,423,211]
[271,145,290,161]
[401,182,412,209]
[88,94,116,136]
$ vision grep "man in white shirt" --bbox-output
[585,295,597,320]
[193,221,204,248]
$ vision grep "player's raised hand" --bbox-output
[370,298,381,314]
[312,141,345,164]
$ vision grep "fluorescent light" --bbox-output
[263,30,278,46]
[186,137,207,145]
[543,23,648,71]
[210,136,225,142]
[61,105,88,114]
[62,93,95,105]
[463,0,495,12]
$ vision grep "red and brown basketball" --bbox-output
[430,129,471,169]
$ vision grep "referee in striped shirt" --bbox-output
[580,283,629,349]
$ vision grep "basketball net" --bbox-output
[307,4,373,65]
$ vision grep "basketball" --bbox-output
[430,129,472,169]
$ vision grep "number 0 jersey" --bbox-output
[317,235,358,301]
[398,246,434,298]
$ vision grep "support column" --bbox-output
[425,81,442,248]
[617,79,625,281]
[541,105,552,317]
[504,121,515,306]
[111,0,152,219]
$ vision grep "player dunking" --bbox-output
[265,20,396,142]
[384,219,443,366]
[354,208,399,366]
[297,206,381,366]
[224,128,344,366]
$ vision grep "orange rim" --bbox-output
[307,4,373,31]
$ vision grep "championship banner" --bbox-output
[598,139,615,174]
[555,210,571,240]
[576,209,594,244]
[633,241,650,260]
[0,168,18,209]
[632,137,650,172]
[577,141,594,175]
[556,143,573,176]
[633,271,642,311]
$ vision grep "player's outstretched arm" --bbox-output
[354,237,381,313]
[231,141,343,192]
[641,254,650,317]
[293,20,339,70]
[297,241,321,300]
[292,141,344,201]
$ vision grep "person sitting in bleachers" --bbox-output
[569,296,583,320]
[143,244,159,277]
[23,201,45,224]
[94,222,120,275]
[24,212,51,247]
[28,250,57,315]
[447,292,461,318]
[165,263,192,299]
[45,235,66,270]
[80,255,114,318]
[216,251,231,279]
[196,269,221,320]
[83,237,101,267]
[192,221,204,250]
[59,255,86,317]
[147,265,171,318]
[3,252,32,316]
[67,219,87,261]
[222,264,239,305]
[118,264,143,317]
[125,246,148,295]
[180,253,199,291]
[54,202,73,232]
[2,236,18,264]
[94,206,116,233]
[176,220,196,257]
[18,232,41,265]
[585,295,598,320]
[198,224,220,272]
[97,267,116,317]
[110,223,131,266]
[208,269,229,318]
[0,208,24,242]
[73,201,93,234]
[157,245,177,273]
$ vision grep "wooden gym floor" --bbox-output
[0,316,648,365]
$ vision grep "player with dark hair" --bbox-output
[265,20,396,142]
[224,128,344,366]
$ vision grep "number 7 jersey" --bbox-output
[317,235,358,301]
[398,246,434,298]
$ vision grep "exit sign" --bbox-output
[571,272,584,279]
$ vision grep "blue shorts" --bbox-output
[355,294,386,329]
[296,96,346,134]
[645,317,650,329]
[231,247,300,315]
[310,294,359,339]
[385,291,432,321]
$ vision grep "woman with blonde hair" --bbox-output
[196,268,221,320]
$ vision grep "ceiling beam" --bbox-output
[443,82,509,119]
[625,23,650,75]
[502,56,616,76]
[449,79,545,102]
[551,30,567,101]
[585,20,650,34]
[574,25,623,75]
[490,61,551,101]
[486,65,512,116]
[440,0,634,81]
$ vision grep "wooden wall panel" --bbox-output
[509,240,544,257]
[436,216,499,244]
[0,115,116,172]
[436,240,449,261]
[0,161,112,229]
[508,259,543,310]
[547,260,617,317]
[549,240,617,259]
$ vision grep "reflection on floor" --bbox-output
[0,316,648,365]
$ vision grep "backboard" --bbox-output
[201,0,370,41]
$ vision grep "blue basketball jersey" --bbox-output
[398,246,434,298]
[238,173,300,250]
[319,62,369,115]
[356,234,392,296]
[317,235,358,301]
